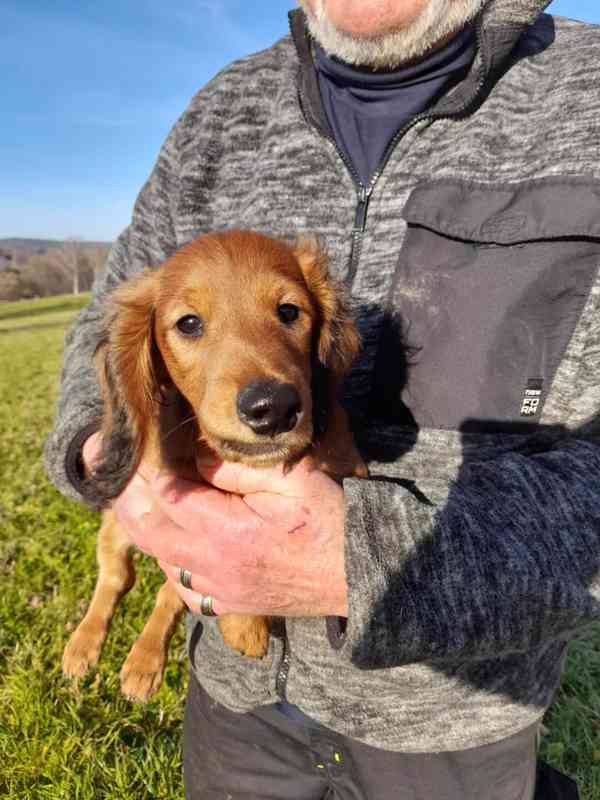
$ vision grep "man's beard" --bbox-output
[299,0,485,69]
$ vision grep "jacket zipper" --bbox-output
[346,24,486,284]
[275,641,291,700]
[275,21,487,701]
[294,23,486,289]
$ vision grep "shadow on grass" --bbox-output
[0,299,87,323]
[0,319,78,335]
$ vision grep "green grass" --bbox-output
[0,294,599,797]
[0,293,92,322]
[0,294,93,336]
[0,294,186,799]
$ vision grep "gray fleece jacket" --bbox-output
[45,1,600,751]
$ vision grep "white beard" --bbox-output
[299,0,485,69]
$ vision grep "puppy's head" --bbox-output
[84,230,359,507]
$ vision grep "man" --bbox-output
[45,0,600,797]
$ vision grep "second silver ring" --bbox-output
[200,595,217,617]
[179,567,193,590]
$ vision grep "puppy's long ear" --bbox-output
[81,269,163,508]
[294,236,360,437]
[294,237,365,477]
[294,236,360,380]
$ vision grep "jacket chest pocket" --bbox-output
[370,179,600,432]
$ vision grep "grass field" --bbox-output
[0,294,599,798]
[0,295,186,800]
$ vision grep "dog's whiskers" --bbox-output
[161,413,198,442]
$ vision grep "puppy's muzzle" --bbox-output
[237,380,302,437]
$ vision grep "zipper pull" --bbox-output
[353,186,370,233]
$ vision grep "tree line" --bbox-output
[0,240,110,302]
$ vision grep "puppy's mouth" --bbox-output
[200,427,312,466]
[219,439,297,461]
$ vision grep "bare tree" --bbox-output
[86,245,110,282]
[20,253,71,297]
[49,237,84,295]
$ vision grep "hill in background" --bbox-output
[0,238,112,269]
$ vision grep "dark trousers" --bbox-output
[183,674,543,800]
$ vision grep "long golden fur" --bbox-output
[62,230,365,701]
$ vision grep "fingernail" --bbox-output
[127,473,154,519]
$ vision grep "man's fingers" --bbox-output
[153,472,223,510]
[116,472,154,518]
[162,576,224,617]
[158,560,222,606]
[150,471,255,531]
[198,459,283,495]
[197,457,314,497]
[113,476,210,570]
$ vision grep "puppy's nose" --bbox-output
[237,381,302,436]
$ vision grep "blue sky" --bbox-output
[1,0,597,242]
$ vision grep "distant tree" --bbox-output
[86,245,109,282]
[0,239,112,300]
[51,237,84,295]
[0,269,28,301]
[79,241,110,291]
[19,253,70,297]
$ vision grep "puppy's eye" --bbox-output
[176,314,203,337]
[277,304,300,325]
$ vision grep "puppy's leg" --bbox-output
[63,511,135,678]
[218,614,270,658]
[120,581,185,702]
[313,402,368,479]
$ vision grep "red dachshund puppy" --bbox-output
[62,230,365,701]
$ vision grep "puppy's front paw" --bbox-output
[313,443,369,479]
[120,642,166,702]
[218,615,270,658]
[62,623,104,678]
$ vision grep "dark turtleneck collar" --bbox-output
[314,25,476,185]
[289,5,552,172]
[314,24,476,90]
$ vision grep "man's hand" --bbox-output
[82,434,348,618]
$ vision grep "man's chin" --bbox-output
[299,0,483,70]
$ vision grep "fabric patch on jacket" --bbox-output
[374,179,600,433]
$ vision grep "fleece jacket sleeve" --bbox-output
[43,119,182,504]
[335,283,600,668]
[338,436,600,668]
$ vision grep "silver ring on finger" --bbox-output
[178,567,193,590]
[200,594,217,617]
